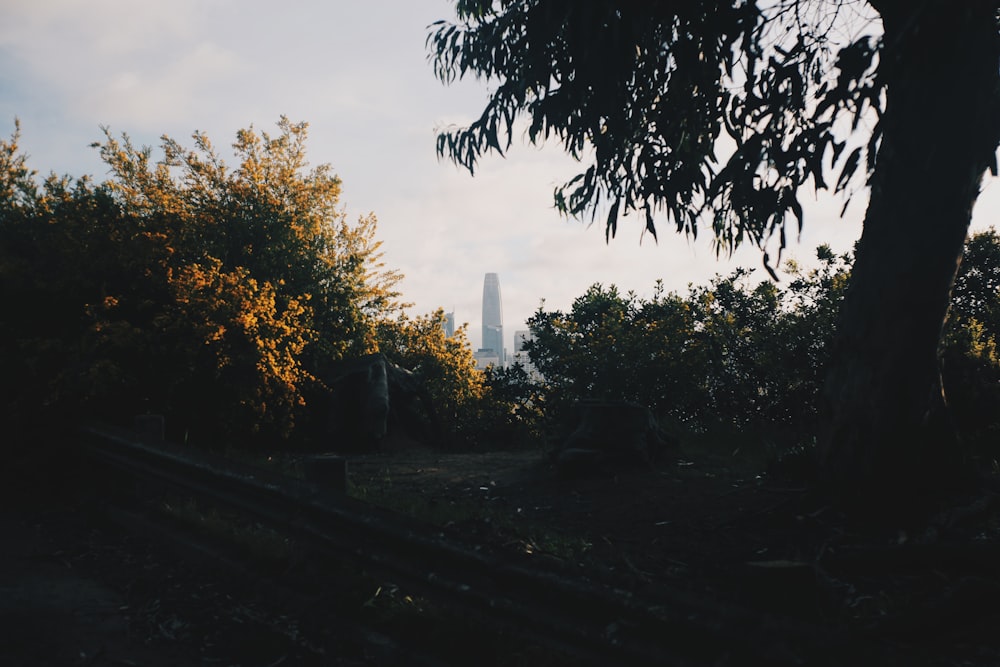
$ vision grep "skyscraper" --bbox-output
[442,311,455,339]
[482,272,504,366]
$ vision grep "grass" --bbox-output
[158,496,295,567]
[153,489,576,664]
[347,466,594,563]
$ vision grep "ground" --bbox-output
[4,435,1000,665]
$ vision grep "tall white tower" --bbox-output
[482,272,504,366]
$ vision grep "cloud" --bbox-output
[0,1,200,79]
[80,41,243,129]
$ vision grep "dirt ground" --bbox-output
[4,437,1000,666]
[346,445,798,583]
[346,442,1000,663]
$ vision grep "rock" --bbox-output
[324,353,438,452]
[554,400,673,475]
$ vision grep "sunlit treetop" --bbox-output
[92,118,406,342]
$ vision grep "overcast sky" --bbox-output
[2,1,998,352]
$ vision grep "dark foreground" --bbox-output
[4,436,1000,666]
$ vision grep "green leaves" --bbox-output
[525,251,855,434]
[941,229,1000,446]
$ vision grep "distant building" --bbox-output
[513,329,532,353]
[511,329,540,379]
[442,311,455,339]
[482,273,505,366]
[474,348,501,370]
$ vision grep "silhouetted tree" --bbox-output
[525,251,849,437]
[430,1,1000,512]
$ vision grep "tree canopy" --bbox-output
[520,230,1000,457]
[2,118,531,453]
[525,247,851,437]
[430,0,1000,512]
[430,0,884,265]
[0,119,405,447]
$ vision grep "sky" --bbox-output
[2,1,998,354]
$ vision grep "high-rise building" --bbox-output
[442,311,455,339]
[482,272,504,366]
[473,348,501,370]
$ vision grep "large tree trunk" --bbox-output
[820,1,1000,516]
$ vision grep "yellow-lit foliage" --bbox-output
[1,119,405,447]
[89,119,406,443]
[375,309,483,424]
[163,259,313,439]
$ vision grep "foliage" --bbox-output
[375,308,483,435]
[950,229,1000,337]
[524,246,851,438]
[93,117,405,368]
[6,106,999,459]
[524,232,1000,452]
[431,2,1000,507]
[472,363,547,449]
[0,119,403,447]
[429,1,880,262]
[375,310,547,450]
[941,229,1000,449]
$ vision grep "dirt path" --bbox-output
[0,508,182,667]
[0,503,383,667]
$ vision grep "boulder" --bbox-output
[554,400,674,475]
[325,353,438,451]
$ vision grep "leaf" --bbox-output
[789,195,804,234]
[866,123,881,176]
[485,124,502,154]
[835,147,862,193]
[762,252,779,282]
[605,197,621,242]
[644,206,658,243]
[840,196,852,218]
[830,139,846,166]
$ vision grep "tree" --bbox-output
[430,1,1000,512]
[375,308,483,437]
[374,310,548,449]
[524,255,848,438]
[91,119,409,444]
[0,119,404,448]
[94,118,405,368]
[940,229,1000,450]
[950,228,1000,336]
[477,362,547,448]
